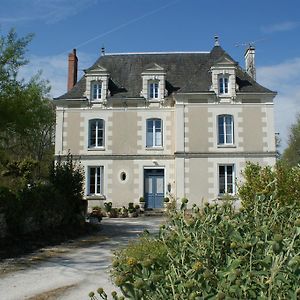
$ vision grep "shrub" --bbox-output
[102,162,300,299]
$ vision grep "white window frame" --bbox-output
[88,166,104,195]
[218,164,235,195]
[148,80,159,99]
[146,118,163,148]
[91,81,102,101]
[219,76,229,94]
[89,119,105,148]
[218,115,234,145]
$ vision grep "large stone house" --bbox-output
[54,38,276,211]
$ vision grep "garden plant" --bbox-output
[90,162,300,299]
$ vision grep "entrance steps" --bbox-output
[143,209,166,217]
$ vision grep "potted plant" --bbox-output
[104,202,112,216]
[139,197,145,210]
[128,202,137,217]
[164,197,170,209]
[88,206,103,224]
[108,207,119,218]
[120,206,128,218]
[135,204,141,215]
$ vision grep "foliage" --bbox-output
[0,156,85,236]
[1,158,39,190]
[282,113,300,166]
[0,28,55,185]
[238,161,300,209]
[91,162,300,299]
[88,207,103,222]
[49,154,84,226]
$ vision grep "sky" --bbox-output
[1,0,300,151]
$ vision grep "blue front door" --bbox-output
[144,169,164,209]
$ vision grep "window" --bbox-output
[149,81,159,99]
[91,82,102,100]
[146,118,162,147]
[89,119,105,148]
[219,165,234,194]
[219,77,228,94]
[218,115,234,145]
[88,166,103,195]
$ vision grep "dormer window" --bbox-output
[149,81,159,99]
[92,81,102,101]
[219,77,228,94]
[210,57,237,99]
[141,63,165,101]
[84,65,109,103]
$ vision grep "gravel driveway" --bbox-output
[0,216,165,300]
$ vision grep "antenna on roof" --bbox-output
[235,38,266,49]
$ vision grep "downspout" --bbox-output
[183,103,186,198]
[61,107,65,154]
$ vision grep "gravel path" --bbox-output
[0,216,165,300]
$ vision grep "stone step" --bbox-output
[144,209,166,216]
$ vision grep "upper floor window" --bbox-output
[219,77,228,94]
[89,119,105,148]
[92,81,102,101]
[88,166,103,195]
[148,81,159,99]
[218,115,234,145]
[146,118,162,147]
[219,164,234,194]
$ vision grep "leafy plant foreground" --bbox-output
[91,163,300,300]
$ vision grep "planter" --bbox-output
[139,202,145,210]
[128,211,138,218]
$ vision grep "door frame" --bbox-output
[143,167,165,209]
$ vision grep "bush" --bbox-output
[0,155,85,237]
[101,162,300,299]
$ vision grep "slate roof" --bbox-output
[56,46,273,100]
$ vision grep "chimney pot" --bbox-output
[67,48,78,91]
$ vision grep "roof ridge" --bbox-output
[105,51,210,56]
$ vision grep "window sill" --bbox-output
[86,195,106,200]
[217,144,236,148]
[145,146,164,151]
[87,147,106,151]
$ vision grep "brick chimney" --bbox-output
[67,49,78,91]
[245,46,256,81]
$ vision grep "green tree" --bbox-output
[282,113,300,166]
[0,29,55,185]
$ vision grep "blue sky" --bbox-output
[1,0,300,150]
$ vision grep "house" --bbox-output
[54,37,276,211]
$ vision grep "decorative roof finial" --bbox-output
[214,35,220,46]
[101,46,105,56]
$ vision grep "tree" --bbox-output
[0,29,55,185]
[282,113,300,166]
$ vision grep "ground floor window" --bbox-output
[88,166,103,195]
[219,164,234,194]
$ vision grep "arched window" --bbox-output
[146,118,163,147]
[218,114,234,145]
[89,119,105,148]
[91,81,102,100]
